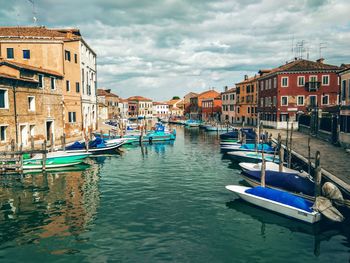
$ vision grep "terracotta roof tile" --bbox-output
[97,89,119,97]
[0,59,63,77]
[127,96,152,101]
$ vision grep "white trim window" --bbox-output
[28,96,35,111]
[322,75,330,86]
[0,89,9,109]
[273,78,277,89]
[0,126,7,142]
[309,75,318,82]
[297,76,305,87]
[260,81,264,91]
[281,96,288,106]
[66,80,70,92]
[281,77,288,87]
[38,74,44,88]
[321,94,329,105]
[297,95,305,106]
[68,112,77,123]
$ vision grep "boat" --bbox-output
[239,162,315,198]
[221,143,275,153]
[205,125,231,132]
[185,120,201,127]
[65,137,126,154]
[220,128,256,141]
[143,123,176,142]
[227,151,280,163]
[225,185,321,224]
[23,151,91,170]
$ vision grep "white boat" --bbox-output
[225,185,321,224]
[239,162,309,177]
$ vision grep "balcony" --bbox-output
[305,81,321,92]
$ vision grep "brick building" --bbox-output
[258,58,340,130]
[189,89,220,120]
[97,89,119,119]
[201,96,222,121]
[0,59,64,148]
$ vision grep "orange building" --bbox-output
[189,89,220,120]
[201,96,222,121]
[235,75,262,126]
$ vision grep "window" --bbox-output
[322,75,329,86]
[261,81,264,90]
[30,125,35,137]
[297,96,304,106]
[0,126,6,141]
[297,76,305,87]
[273,78,277,89]
[76,82,80,93]
[281,77,288,87]
[281,96,288,106]
[6,48,14,59]
[50,77,56,90]
[273,96,276,106]
[74,54,78,63]
[341,80,346,101]
[68,112,76,123]
[66,80,70,91]
[23,50,30,59]
[248,107,250,113]
[28,96,35,111]
[322,94,329,105]
[65,50,71,61]
[309,95,317,107]
[269,79,272,90]
[260,98,264,107]
[38,74,44,88]
[0,89,8,109]
[309,75,317,82]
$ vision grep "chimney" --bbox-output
[316,58,325,64]
[105,89,111,93]
[244,75,248,80]
[224,86,228,92]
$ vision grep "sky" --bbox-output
[1,0,350,100]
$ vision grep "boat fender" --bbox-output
[322,182,344,204]
[313,196,344,222]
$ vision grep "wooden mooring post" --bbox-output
[314,151,322,197]
[42,141,47,171]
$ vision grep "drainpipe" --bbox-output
[13,80,19,144]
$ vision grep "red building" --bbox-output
[201,96,222,121]
[258,58,340,129]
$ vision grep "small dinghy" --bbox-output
[227,151,279,163]
[225,185,321,224]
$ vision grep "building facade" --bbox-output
[201,96,222,121]
[0,59,64,149]
[183,92,198,117]
[221,87,236,123]
[235,75,260,126]
[189,90,220,120]
[118,99,129,119]
[168,99,184,117]
[128,96,153,119]
[0,26,97,140]
[339,66,350,147]
[153,102,169,118]
[97,89,119,119]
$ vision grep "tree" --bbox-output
[172,96,180,100]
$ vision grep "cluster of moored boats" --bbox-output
[165,118,234,132]
[219,128,345,224]
[20,122,176,171]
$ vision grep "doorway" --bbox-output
[46,121,53,142]
[20,125,28,146]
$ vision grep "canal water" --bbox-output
[0,126,349,262]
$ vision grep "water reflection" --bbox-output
[0,160,101,251]
[226,198,350,257]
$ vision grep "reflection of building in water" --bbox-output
[0,162,100,245]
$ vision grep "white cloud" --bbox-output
[1,0,350,100]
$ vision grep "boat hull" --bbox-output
[226,185,321,224]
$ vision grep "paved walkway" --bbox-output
[264,128,350,194]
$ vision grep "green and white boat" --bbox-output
[23,151,91,170]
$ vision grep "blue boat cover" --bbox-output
[89,138,107,148]
[66,141,85,150]
[245,186,313,212]
[241,144,274,151]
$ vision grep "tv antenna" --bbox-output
[295,40,306,59]
[319,42,327,58]
[26,0,37,25]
